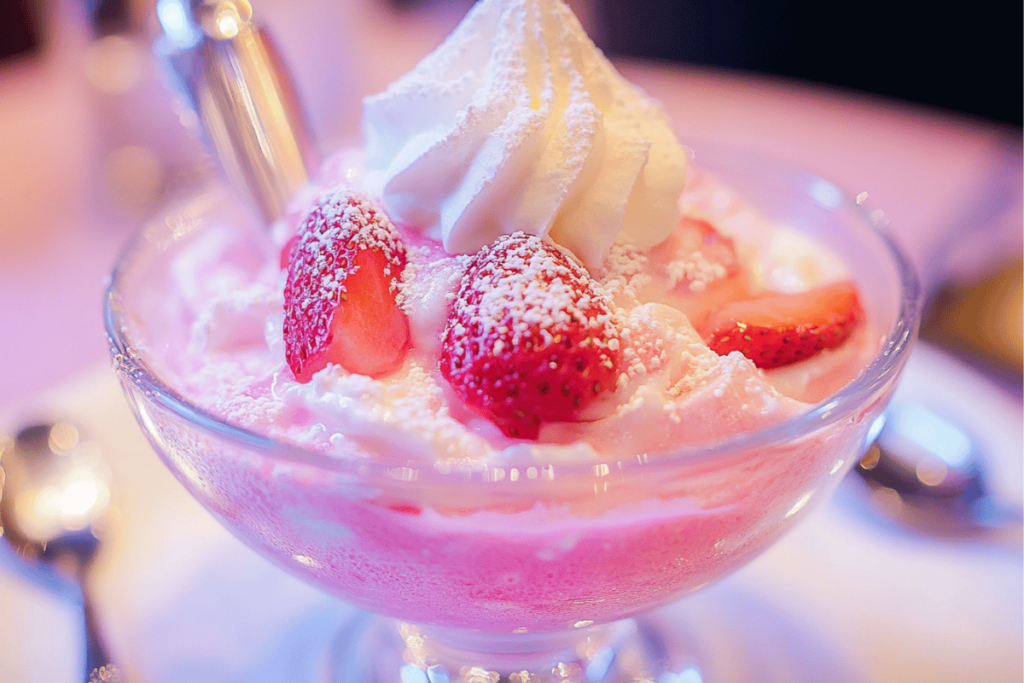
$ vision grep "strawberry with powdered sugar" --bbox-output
[700,280,864,370]
[283,189,410,382]
[660,217,742,293]
[440,233,623,440]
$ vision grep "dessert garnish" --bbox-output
[439,232,622,439]
[661,218,742,293]
[647,216,751,329]
[283,189,410,381]
[700,280,864,369]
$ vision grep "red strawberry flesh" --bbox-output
[283,189,409,382]
[440,233,622,440]
[701,280,864,369]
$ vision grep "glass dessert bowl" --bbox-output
[105,145,920,682]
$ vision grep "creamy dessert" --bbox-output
[118,0,903,642]
[177,0,875,466]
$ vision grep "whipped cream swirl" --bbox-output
[362,0,686,270]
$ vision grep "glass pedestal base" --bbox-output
[322,585,866,683]
[326,613,687,683]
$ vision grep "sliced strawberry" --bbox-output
[651,217,742,291]
[648,217,751,328]
[701,280,864,370]
[440,233,622,440]
[283,189,410,382]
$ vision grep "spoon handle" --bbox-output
[155,0,318,225]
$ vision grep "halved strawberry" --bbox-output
[440,233,622,440]
[283,189,410,382]
[700,280,864,370]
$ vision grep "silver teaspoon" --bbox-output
[0,423,125,682]
[155,0,318,225]
[855,401,1023,538]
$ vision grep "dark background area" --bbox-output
[0,0,39,61]
[3,0,1022,127]
[597,0,1022,127]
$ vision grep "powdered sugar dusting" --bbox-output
[282,188,408,381]
[665,247,728,293]
[439,232,624,438]
[600,242,651,305]
[452,234,619,351]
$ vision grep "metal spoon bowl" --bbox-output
[851,342,1023,540]
[856,403,1023,537]
[0,423,124,682]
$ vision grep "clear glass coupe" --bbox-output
[105,147,920,682]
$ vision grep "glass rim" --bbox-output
[104,150,922,485]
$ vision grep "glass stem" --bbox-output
[328,615,664,683]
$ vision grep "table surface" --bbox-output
[0,2,1021,682]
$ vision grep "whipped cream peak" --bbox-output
[362,0,686,271]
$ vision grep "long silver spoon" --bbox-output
[0,423,124,682]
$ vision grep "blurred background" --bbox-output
[393,0,1023,130]
[594,0,1022,128]
[4,0,1021,123]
